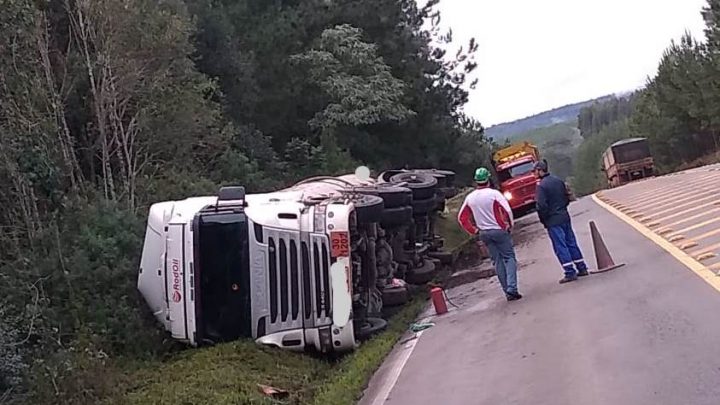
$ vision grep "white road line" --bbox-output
[369,316,432,405]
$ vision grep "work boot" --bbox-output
[506,292,523,301]
[558,275,578,284]
[577,270,589,277]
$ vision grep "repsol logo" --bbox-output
[172,258,182,303]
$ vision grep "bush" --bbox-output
[0,197,177,403]
[30,199,165,357]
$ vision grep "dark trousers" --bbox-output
[547,221,588,277]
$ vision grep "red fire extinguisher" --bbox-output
[430,287,448,315]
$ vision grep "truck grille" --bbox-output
[268,237,301,323]
[261,230,332,336]
[308,235,332,323]
[517,184,535,198]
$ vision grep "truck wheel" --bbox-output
[353,195,384,224]
[512,207,527,219]
[382,286,409,307]
[357,317,388,340]
[380,205,413,228]
[405,259,437,285]
[428,250,454,265]
[389,172,438,200]
[356,185,412,208]
[412,169,456,188]
[411,196,437,215]
[440,187,459,199]
[378,170,405,183]
[427,173,448,188]
[434,192,446,210]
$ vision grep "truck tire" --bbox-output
[357,317,388,340]
[380,205,413,228]
[413,169,455,188]
[439,187,459,199]
[356,185,412,208]
[353,195,384,224]
[512,207,526,219]
[405,259,437,285]
[378,170,405,183]
[389,172,438,200]
[382,286,409,307]
[411,196,437,215]
[434,191,446,210]
[428,250,454,265]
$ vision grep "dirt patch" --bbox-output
[445,266,495,289]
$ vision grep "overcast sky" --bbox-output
[435,0,708,126]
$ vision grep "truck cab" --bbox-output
[138,186,357,353]
[492,142,541,217]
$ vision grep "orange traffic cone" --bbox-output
[589,221,625,274]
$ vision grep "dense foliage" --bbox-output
[0,0,489,402]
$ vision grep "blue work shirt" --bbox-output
[535,174,571,228]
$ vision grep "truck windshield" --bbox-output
[613,142,651,163]
[498,161,535,183]
[197,212,251,342]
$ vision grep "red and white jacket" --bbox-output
[457,187,514,234]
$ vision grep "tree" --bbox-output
[0,0,489,400]
[291,24,415,172]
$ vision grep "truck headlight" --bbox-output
[503,191,513,201]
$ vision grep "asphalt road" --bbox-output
[360,169,720,405]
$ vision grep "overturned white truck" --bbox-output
[137,169,457,354]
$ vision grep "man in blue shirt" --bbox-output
[533,161,589,283]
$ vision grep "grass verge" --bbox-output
[435,188,473,254]
[672,151,720,173]
[311,297,426,405]
[105,296,427,405]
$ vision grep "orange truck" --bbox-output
[491,142,541,217]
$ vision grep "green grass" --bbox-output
[105,297,427,405]
[311,297,426,405]
[436,188,473,254]
[673,150,720,173]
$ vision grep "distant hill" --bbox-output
[504,121,583,181]
[486,95,615,141]
[507,121,582,147]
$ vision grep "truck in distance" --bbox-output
[491,141,541,217]
[601,137,654,188]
